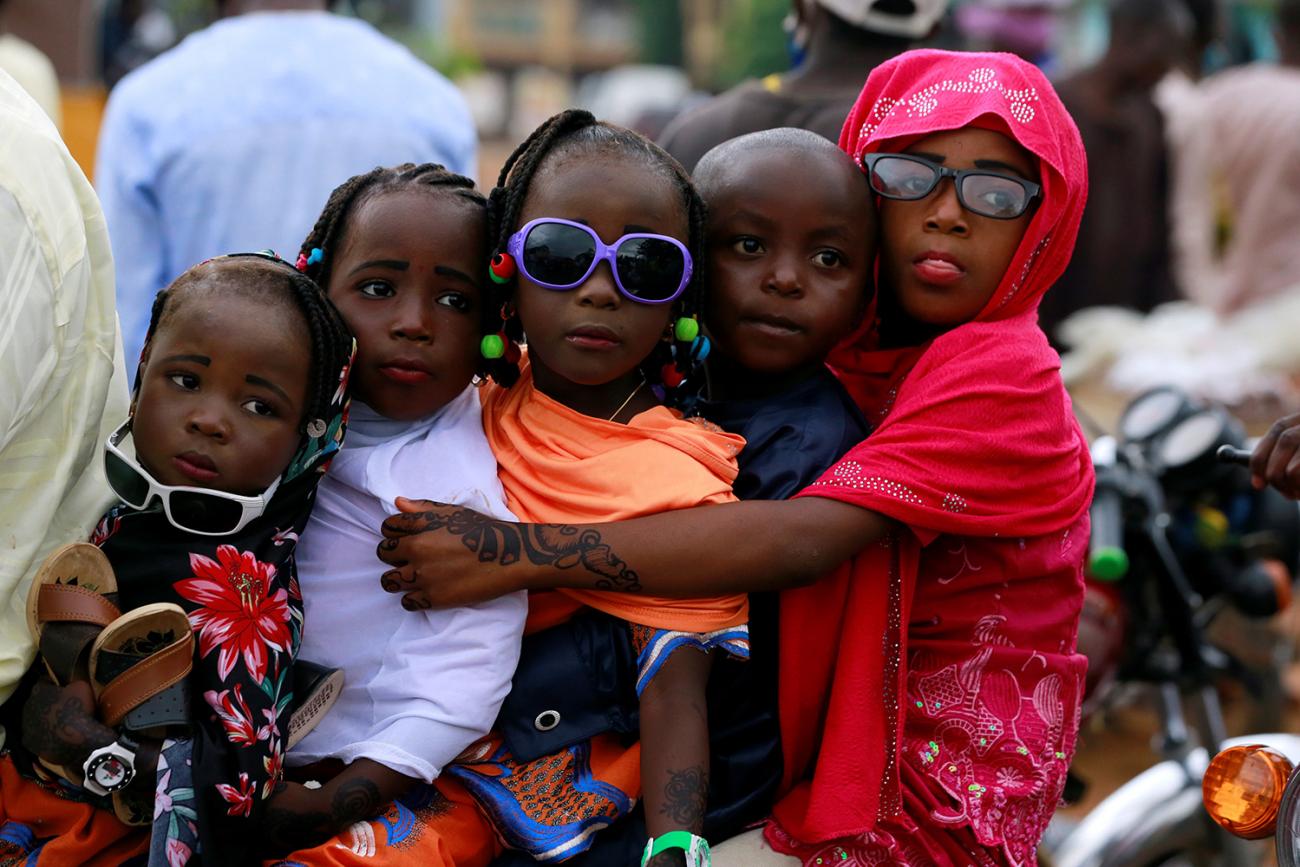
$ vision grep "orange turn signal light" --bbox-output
[1203,744,1295,839]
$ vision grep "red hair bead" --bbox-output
[489,252,516,284]
[503,339,521,364]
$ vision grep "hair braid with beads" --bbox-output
[482,109,708,402]
[140,253,353,433]
[297,163,493,361]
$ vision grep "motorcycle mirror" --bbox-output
[1156,408,1248,495]
[1118,386,1198,446]
[1203,744,1293,839]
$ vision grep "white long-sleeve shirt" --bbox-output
[289,390,526,782]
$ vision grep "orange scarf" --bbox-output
[482,362,748,633]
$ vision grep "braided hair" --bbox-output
[482,109,708,402]
[142,254,353,433]
[296,163,492,357]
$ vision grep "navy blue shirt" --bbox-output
[700,368,869,502]
[697,369,869,840]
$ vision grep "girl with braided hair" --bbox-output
[263,163,528,857]
[438,109,748,867]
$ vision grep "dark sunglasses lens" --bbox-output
[522,222,595,287]
[104,449,152,507]
[869,157,938,200]
[960,174,1030,219]
[169,491,246,534]
[615,238,686,301]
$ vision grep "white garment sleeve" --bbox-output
[327,590,527,782]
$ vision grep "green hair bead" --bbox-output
[481,333,505,359]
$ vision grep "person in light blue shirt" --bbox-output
[96,0,477,373]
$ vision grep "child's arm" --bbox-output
[380,495,892,606]
[21,677,160,798]
[261,759,417,855]
[639,648,714,866]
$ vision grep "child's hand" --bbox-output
[262,760,412,856]
[1251,412,1300,499]
[377,497,535,608]
[261,780,332,855]
[21,678,116,773]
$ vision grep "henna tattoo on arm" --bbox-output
[260,765,406,855]
[658,765,709,829]
[21,679,116,768]
[401,508,642,593]
[330,776,384,825]
[260,799,333,855]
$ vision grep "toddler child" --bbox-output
[464,108,751,867]
[10,253,353,866]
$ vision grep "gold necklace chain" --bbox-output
[607,377,646,422]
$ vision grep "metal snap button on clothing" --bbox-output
[534,710,561,731]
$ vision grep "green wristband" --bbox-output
[641,830,711,866]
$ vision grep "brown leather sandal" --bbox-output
[89,604,195,827]
[25,543,122,686]
[89,604,194,738]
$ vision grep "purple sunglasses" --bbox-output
[505,217,693,304]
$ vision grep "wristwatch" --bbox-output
[641,831,711,866]
[82,735,138,797]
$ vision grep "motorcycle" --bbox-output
[1046,387,1300,867]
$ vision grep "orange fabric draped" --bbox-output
[482,362,748,633]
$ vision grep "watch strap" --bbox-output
[641,830,711,866]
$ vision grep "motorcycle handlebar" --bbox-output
[1216,445,1252,467]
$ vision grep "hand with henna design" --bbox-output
[22,678,116,771]
[21,678,161,798]
[261,760,414,856]
[377,497,641,609]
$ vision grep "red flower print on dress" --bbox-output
[176,545,291,682]
[263,737,284,798]
[205,685,258,746]
[215,772,256,817]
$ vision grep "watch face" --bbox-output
[90,754,133,791]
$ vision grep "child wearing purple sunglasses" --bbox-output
[369,110,748,867]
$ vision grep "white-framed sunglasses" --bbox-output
[104,420,280,536]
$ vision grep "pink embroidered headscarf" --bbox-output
[769,50,1095,861]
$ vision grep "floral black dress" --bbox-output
[89,365,349,866]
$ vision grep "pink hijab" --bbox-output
[770,50,1094,852]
